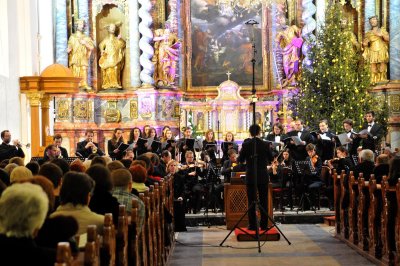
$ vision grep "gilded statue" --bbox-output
[152,27,181,87]
[340,18,360,52]
[99,23,126,89]
[275,16,303,87]
[362,16,389,84]
[67,19,95,90]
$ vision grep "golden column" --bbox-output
[41,95,51,145]
[26,92,43,156]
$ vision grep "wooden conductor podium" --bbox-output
[224,172,273,230]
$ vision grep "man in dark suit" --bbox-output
[238,124,273,230]
[265,122,288,158]
[342,118,360,157]
[287,119,314,161]
[361,111,384,152]
[0,130,25,162]
[220,149,245,182]
[76,130,104,158]
[43,134,68,160]
[314,119,336,162]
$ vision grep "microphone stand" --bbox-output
[220,19,290,253]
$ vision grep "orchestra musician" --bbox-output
[220,149,245,182]
[43,134,68,160]
[108,128,124,160]
[238,124,273,231]
[326,146,353,176]
[221,132,238,164]
[287,119,314,160]
[202,129,217,164]
[76,130,104,158]
[178,150,205,214]
[0,130,25,162]
[265,122,288,158]
[361,111,384,153]
[314,119,336,162]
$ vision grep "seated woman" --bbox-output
[129,164,149,193]
[50,172,104,235]
[86,165,120,225]
[0,183,55,266]
[373,154,390,184]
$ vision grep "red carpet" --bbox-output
[234,227,280,241]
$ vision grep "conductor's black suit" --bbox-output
[238,137,273,230]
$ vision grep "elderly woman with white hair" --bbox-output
[0,183,55,265]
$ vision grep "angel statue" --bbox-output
[275,16,303,87]
[152,26,181,87]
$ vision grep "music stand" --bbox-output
[219,20,290,253]
[294,160,316,213]
[351,154,359,166]
[280,166,294,212]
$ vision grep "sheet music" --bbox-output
[291,136,303,146]
[337,133,351,145]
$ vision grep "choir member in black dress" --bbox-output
[220,132,238,164]
[107,128,125,160]
[202,129,217,164]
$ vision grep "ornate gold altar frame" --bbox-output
[182,0,272,92]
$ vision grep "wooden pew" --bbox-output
[55,242,76,266]
[128,198,141,266]
[84,225,100,265]
[395,180,400,265]
[116,205,128,266]
[368,177,382,258]
[357,175,369,251]
[339,170,349,239]
[348,173,359,245]
[102,213,116,265]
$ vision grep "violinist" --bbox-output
[221,132,238,164]
[178,151,205,214]
[326,146,353,176]
[269,148,293,189]
[314,119,336,162]
[265,122,288,158]
[220,149,245,182]
[305,143,322,183]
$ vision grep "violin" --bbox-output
[311,154,319,168]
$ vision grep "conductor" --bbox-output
[238,124,273,230]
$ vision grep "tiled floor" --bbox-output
[170,224,375,266]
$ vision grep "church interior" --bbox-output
[1,0,400,265]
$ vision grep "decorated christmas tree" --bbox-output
[290,3,387,133]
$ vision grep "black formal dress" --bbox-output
[361,122,384,152]
[177,138,196,164]
[76,140,104,158]
[0,142,25,162]
[237,137,273,229]
[202,140,217,163]
[287,130,314,161]
[107,139,124,160]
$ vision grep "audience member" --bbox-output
[0,183,55,266]
[374,154,390,184]
[91,156,107,167]
[4,163,18,176]
[86,165,119,225]
[388,156,400,186]
[70,159,86,172]
[50,172,104,235]
[9,156,24,166]
[38,163,63,208]
[129,164,149,193]
[107,160,125,172]
[111,168,145,233]
[120,158,133,169]
[0,168,10,186]
[26,161,40,175]
[50,158,70,175]
[353,149,375,181]
[10,166,33,183]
